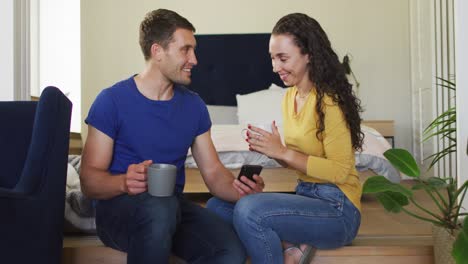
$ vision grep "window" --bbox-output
[0,0,14,101]
[31,0,81,132]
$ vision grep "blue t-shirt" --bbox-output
[85,76,211,193]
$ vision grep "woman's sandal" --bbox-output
[283,244,316,264]
[298,245,316,264]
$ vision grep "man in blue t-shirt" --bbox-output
[80,9,264,264]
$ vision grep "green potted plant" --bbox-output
[423,77,457,168]
[363,148,468,264]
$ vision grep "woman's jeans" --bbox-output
[206,181,361,264]
[95,192,246,264]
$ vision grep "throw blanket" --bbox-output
[65,155,96,233]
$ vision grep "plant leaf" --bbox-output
[435,77,456,90]
[384,149,420,177]
[427,147,457,169]
[436,83,456,91]
[375,192,409,213]
[423,77,457,170]
[410,179,448,191]
[425,177,450,190]
[452,217,468,264]
[411,182,426,190]
[423,128,456,142]
[363,176,413,197]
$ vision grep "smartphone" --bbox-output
[237,165,263,183]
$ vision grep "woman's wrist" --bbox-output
[277,145,291,163]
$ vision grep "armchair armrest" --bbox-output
[0,187,32,200]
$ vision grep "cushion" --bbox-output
[236,83,287,125]
[207,105,238,124]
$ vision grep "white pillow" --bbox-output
[236,83,287,125]
[207,105,238,124]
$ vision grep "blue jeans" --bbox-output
[206,181,361,264]
[95,192,246,264]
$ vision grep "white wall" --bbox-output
[0,0,14,101]
[455,0,468,210]
[81,0,413,147]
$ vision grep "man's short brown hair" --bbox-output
[139,9,195,61]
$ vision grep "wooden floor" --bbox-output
[63,180,435,264]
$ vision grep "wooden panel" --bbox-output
[185,168,297,193]
[351,236,433,246]
[62,237,433,264]
[62,247,188,264]
[62,246,433,264]
[62,247,126,264]
[358,181,435,236]
[62,186,435,264]
[185,168,378,194]
[309,256,433,264]
[317,245,433,256]
[69,132,83,155]
[63,234,433,249]
[362,120,395,138]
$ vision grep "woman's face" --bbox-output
[269,34,311,88]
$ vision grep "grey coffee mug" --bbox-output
[147,163,177,197]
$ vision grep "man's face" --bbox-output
[159,28,197,86]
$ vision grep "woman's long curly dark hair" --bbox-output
[272,13,364,150]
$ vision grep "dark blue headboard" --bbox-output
[188,34,284,106]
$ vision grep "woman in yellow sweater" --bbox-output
[207,13,364,264]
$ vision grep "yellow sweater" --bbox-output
[282,87,362,211]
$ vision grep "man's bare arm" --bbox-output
[80,126,150,199]
[191,130,264,202]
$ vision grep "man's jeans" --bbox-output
[95,193,246,264]
[206,181,361,264]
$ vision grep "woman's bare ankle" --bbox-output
[283,241,296,248]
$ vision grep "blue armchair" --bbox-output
[0,87,72,264]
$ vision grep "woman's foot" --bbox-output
[282,242,316,264]
[283,243,302,264]
[298,244,316,264]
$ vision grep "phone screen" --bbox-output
[237,165,263,183]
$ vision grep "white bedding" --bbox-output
[186,124,400,183]
[65,155,96,233]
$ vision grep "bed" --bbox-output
[183,121,397,193]
[64,33,398,233]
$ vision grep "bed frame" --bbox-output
[188,33,284,106]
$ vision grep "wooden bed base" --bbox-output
[185,168,376,193]
[362,120,394,138]
[185,167,297,193]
